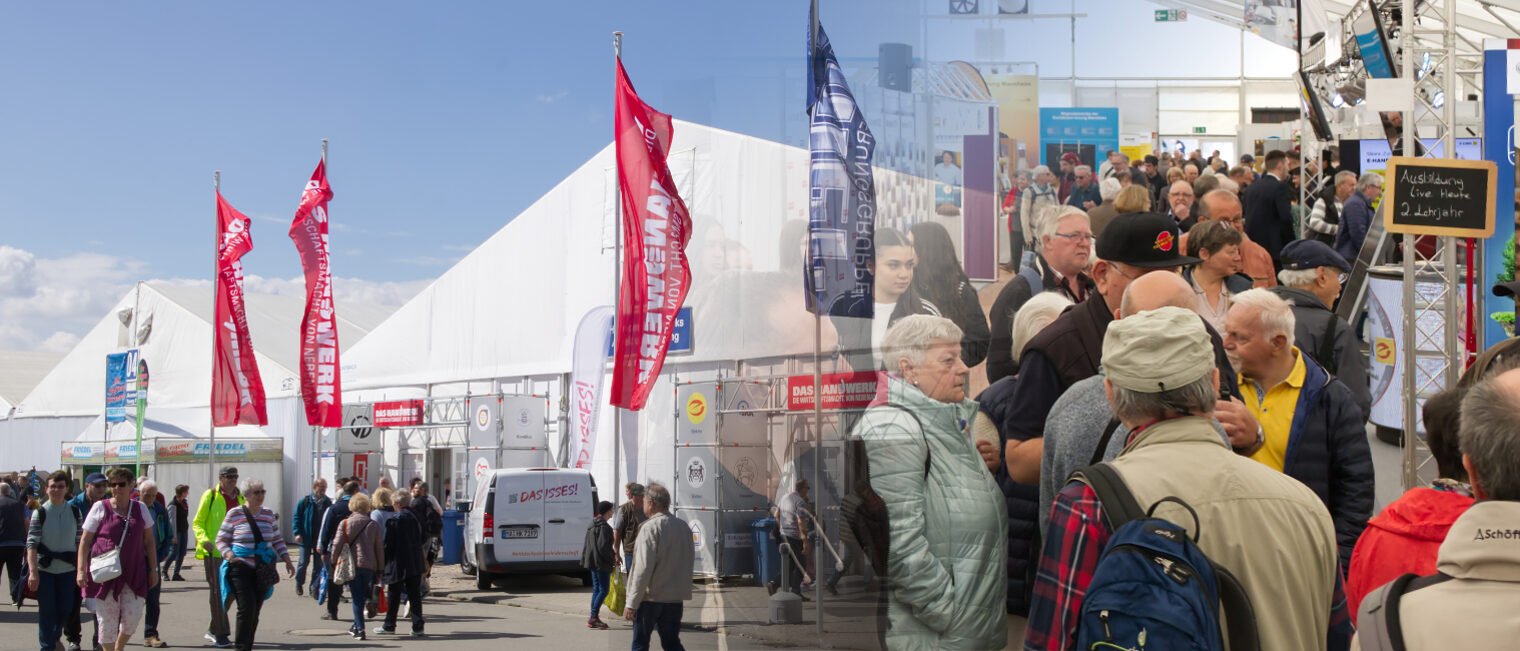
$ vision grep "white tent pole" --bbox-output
[210,170,220,487]
[612,30,623,497]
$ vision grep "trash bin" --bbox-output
[751,517,779,587]
[441,509,466,565]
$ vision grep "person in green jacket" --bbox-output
[191,467,244,649]
[854,315,1007,651]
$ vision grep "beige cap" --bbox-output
[1102,306,1214,393]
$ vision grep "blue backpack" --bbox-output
[1073,463,1258,651]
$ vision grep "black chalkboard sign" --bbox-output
[1383,156,1497,237]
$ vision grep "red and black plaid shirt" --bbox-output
[1024,480,1353,650]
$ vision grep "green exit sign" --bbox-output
[1155,9,1188,21]
[1193,126,1207,134]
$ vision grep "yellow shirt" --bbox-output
[1239,349,1307,472]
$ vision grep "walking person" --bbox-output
[77,468,158,651]
[136,480,171,648]
[610,483,646,579]
[375,491,426,637]
[581,500,615,630]
[622,483,695,651]
[290,479,329,598]
[215,478,294,651]
[0,482,26,606]
[329,494,383,640]
[316,480,357,617]
[405,480,442,603]
[192,466,244,648]
[165,485,190,581]
[366,488,397,620]
[65,473,109,651]
[26,471,83,651]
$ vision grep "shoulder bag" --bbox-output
[244,507,281,592]
[88,501,135,583]
[332,520,356,585]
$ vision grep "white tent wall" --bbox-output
[0,415,94,470]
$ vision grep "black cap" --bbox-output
[1095,212,1200,269]
[1239,154,1255,164]
[1280,239,1350,273]
[1494,281,1520,298]
[219,466,239,478]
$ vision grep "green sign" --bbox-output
[1193,126,1207,134]
[1154,9,1187,21]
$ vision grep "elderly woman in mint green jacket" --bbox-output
[853,314,1007,651]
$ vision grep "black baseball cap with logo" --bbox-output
[1094,212,1201,269]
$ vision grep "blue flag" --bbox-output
[806,8,876,318]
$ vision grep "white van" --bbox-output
[464,467,599,589]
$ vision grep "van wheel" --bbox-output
[461,559,476,576]
[475,571,494,591]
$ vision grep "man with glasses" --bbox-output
[1191,189,1277,289]
[1165,181,1198,231]
[1065,165,1100,211]
[1334,172,1385,264]
[1269,239,1370,419]
[191,467,244,648]
[986,206,1096,382]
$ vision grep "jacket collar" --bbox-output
[1272,286,1329,312]
[1074,292,1114,362]
[883,375,979,428]
[1437,500,1520,583]
[1120,415,1229,456]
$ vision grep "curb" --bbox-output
[431,589,799,646]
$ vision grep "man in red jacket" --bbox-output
[1345,387,1474,621]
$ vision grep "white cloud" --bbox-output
[536,90,570,104]
[395,256,460,267]
[0,246,428,352]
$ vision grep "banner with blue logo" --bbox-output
[104,351,134,423]
[806,6,876,318]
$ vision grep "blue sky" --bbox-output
[0,1,924,350]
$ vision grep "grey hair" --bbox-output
[1230,289,1296,347]
[1109,374,1218,422]
[238,477,265,495]
[1036,205,1090,251]
[1357,172,1384,192]
[1459,368,1520,500]
[138,479,157,494]
[645,482,671,510]
[881,314,964,370]
[1011,292,1073,362]
[1335,170,1357,186]
[1099,177,1122,201]
[393,490,412,508]
[1216,177,1240,195]
[1031,164,1051,178]
[1075,165,1092,175]
[1277,268,1320,288]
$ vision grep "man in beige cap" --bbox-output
[1025,306,1351,651]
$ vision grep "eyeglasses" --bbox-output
[247,489,266,496]
[1053,231,1095,243]
[1337,273,1348,284]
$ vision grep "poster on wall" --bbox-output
[1245,0,1298,51]
[1039,108,1120,170]
[336,403,379,453]
[986,74,1040,172]
[1484,42,1517,348]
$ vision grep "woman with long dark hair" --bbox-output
[909,221,990,368]
[831,227,943,373]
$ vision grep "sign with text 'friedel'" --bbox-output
[373,400,425,427]
[786,371,884,411]
[1383,156,1497,238]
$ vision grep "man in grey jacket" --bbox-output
[622,483,694,651]
[1268,239,1370,419]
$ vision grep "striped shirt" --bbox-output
[215,505,289,559]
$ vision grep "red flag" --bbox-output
[288,159,342,426]
[610,59,692,411]
[212,191,268,426]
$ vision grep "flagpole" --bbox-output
[612,30,624,498]
[808,0,826,635]
[210,171,220,487]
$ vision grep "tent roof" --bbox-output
[15,283,391,418]
[1154,0,1520,53]
[0,350,63,407]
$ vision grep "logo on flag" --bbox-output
[610,58,693,412]
[288,159,342,427]
[213,192,268,426]
[807,9,877,318]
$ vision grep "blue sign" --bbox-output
[1038,108,1120,169]
[104,351,137,423]
[608,306,692,357]
[1484,47,1515,348]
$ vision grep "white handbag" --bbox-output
[88,503,134,583]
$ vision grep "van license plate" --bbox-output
[500,526,538,539]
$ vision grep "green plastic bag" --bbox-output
[606,570,626,615]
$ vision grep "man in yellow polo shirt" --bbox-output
[1224,289,1373,571]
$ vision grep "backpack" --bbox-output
[1072,463,1259,651]
[847,403,929,579]
[1354,572,1455,651]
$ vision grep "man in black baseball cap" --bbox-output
[1000,212,1204,484]
[1269,239,1369,419]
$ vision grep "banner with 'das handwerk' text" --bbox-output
[289,159,342,427]
[212,192,268,426]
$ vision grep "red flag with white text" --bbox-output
[212,191,269,426]
[288,159,342,426]
[610,58,692,411]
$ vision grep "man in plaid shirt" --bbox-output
[1024,306,1353,651]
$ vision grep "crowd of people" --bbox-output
[0,469,445,651]
[831,146,1518,650]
